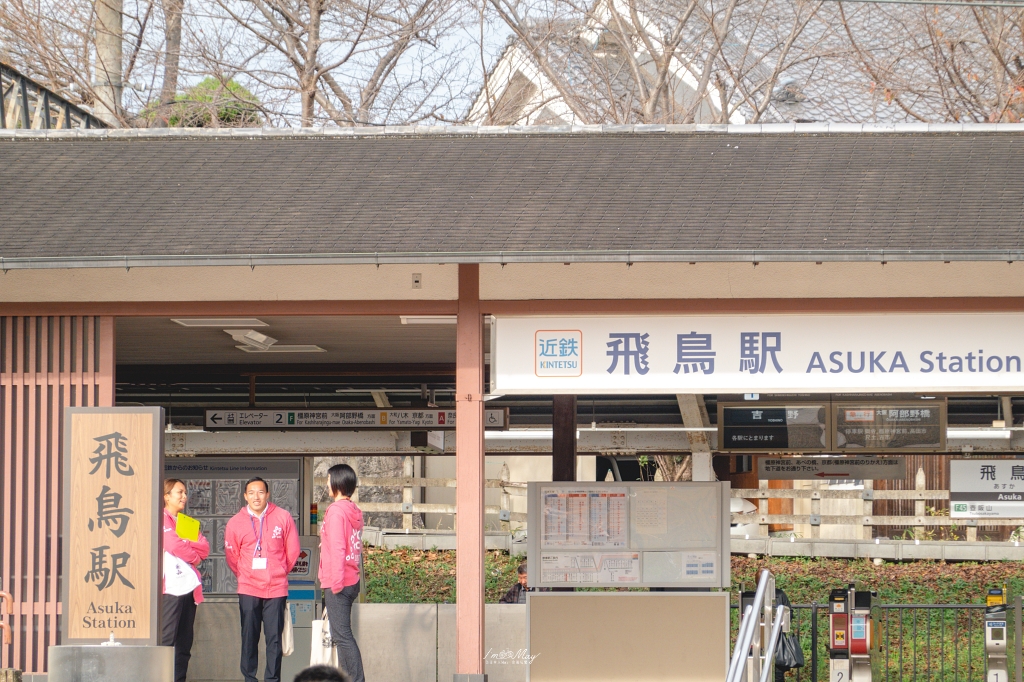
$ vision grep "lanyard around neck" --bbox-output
[249,512,265,557]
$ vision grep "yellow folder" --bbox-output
[176,513,201,542]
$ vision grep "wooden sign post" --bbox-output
[62,407,164,645]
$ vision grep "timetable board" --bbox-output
[526,481,730,589]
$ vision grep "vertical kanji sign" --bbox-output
[62,407,164,644]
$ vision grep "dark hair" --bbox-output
[293,665,350,682]
[244,477,268,494]
[517,562,527,575]
[163,478,185,497]
[328,464,357,498]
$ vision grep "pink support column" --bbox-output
[455,264,486,681]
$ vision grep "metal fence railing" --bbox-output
[733,598,1024,682]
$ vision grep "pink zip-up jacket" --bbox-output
[318,498,363,593]
[224,503,300,599]
[162,509,210,604]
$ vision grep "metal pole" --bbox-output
[19,77,31,129]
[1017,595,1022,682]
[811,603,818,682]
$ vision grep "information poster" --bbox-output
[540,553,640,584]
[541,487,628,548]
[164,458,302,594]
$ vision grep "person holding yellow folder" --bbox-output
[162,478,210,682]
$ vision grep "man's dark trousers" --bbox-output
[238,594,287,682]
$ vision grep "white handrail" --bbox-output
[757,605,787,682]
[726,605,754,682]
[726,569,774,682]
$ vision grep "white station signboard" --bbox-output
[951,460,1024,519]
[492,314,1024,394]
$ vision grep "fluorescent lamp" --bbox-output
[226,329,277,350]
[400,316,458,325]
[237,345,326,353]
[947,429,1011,440]
[172,318,268,327]
[225,329,325,353]
[486,430,554,440]
[581,426,716,432]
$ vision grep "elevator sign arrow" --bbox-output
[758,457,906,480]
[204,408,508,431]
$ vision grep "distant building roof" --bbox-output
[466,3,976,126]
[1,125,1022,268]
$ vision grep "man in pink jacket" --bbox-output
[224,477,300,682]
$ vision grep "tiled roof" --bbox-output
[470,4,993,126]
[1,126,1022,267]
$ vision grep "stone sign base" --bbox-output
[47,645,172,682]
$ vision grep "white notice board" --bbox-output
[527,482,730,588]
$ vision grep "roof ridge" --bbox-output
[4,122,1024,139]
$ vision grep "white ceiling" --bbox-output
[116,316,475,365]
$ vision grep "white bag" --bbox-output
[162,551,200,597]
[282,601,294,657]
[310,611,338,667]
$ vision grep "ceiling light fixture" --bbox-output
[172,318,269,327]
[224,329,326,354]
[400,316,458,325]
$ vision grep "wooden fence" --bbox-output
[734,467,1023,541]
[319,467,1024,541]
[315,463,528,531]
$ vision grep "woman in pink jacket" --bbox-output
[318,464,365,682]
[162,479,210,682]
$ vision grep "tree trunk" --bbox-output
[654,454,692,482]
[93,0,123,126]
[154,0,183,127]
[301,0,322,126]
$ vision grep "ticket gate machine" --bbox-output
[985,587,1009,682]
[829,583,879,682]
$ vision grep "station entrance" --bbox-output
[2,306,1022,680]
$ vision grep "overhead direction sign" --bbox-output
[205,408,508,431]
[719,403,830,453]
[834,402,945,452]
[951,460,1024,518]
[758,457,907,480]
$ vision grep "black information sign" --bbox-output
[718,404,830,453]
[833,402,946,452]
